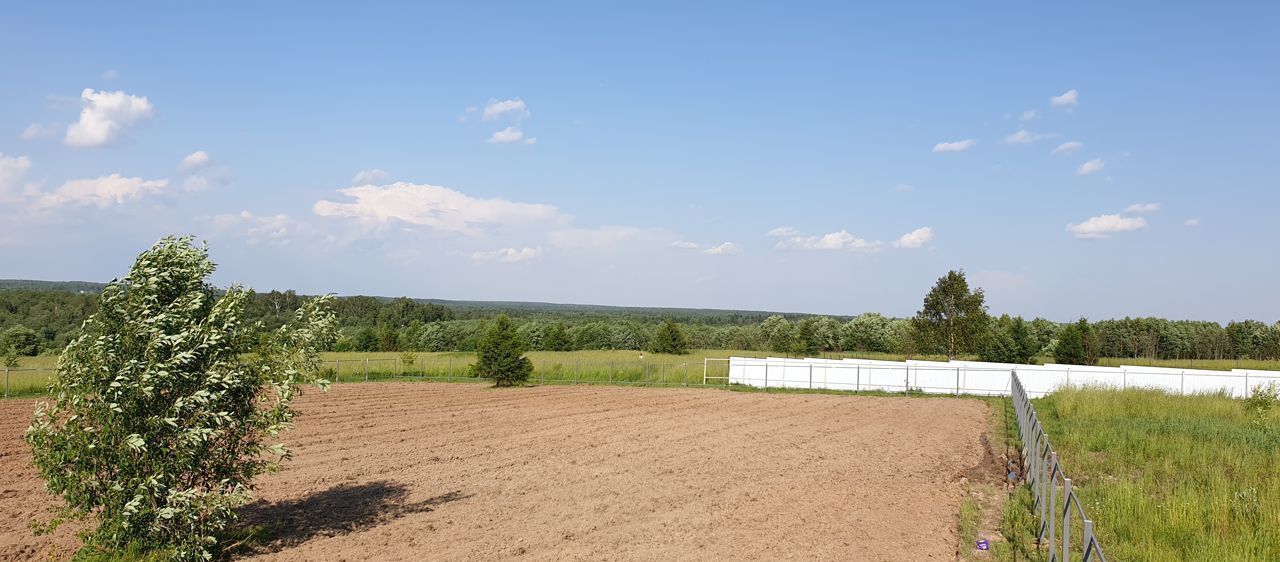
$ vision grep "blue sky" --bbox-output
[2,3,1278,322]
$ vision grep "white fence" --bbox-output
[726,357,1280,399]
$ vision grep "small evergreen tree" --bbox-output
[475,314,533,386]
[1054,318,1097,366]
[1008,317,1039,364]
[25,236,336,561]
[795,318,821,356]
[651,320,690,355]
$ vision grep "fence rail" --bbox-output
[1013,371,1107,562]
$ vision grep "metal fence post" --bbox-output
[856,365,860,391]
[809,364,813,389]
[764,362,769,388]
[1062,478,1073,562]
[364,358,369,382]
[576,360,580,384]
[610,361,614,384]
[661,363,666,385]
[448,358,453,379]
[4,367,8,398]
[955,367,961,395]
[683,363,688,386]
[1083,519,1095,561]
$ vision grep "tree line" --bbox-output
[4,279,1280,362]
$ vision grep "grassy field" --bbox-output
[8,349,1280,399]
[1033,386,1280,561]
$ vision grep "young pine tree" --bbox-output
[475,314,533,386]
[25,236,336,561]
[1054,318,1097,366]
[651,320,690,355]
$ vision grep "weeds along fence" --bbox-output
[1012,372,1108,561]
[3,367,57,398]
[325,356,717,387]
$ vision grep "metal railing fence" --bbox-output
[1013,371,1107,562]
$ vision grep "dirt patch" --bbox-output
[1,383,992,561]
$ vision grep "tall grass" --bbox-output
[1034,386,1280,561]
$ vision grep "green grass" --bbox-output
[1032,386,1280,561]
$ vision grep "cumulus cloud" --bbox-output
[1066,214,1147,239]
[703,242,742,255]
[1124,202,1161,214]
[776,229,882,252]
[1001,130,1053,144]
[179,150,210,172]
[1019,110,1038,121]
[482,98,528,121]
[1185,218,1201,227]
[102,69,120,80]
[488,126,525,144]
[64,88,154,147]
[21,123,58,140]
[892,226,934,249]
[471,246,543,263]
[766,226,800,237]
[1050,89,1079,109]
[313,182,561,234]
[351,168,390,185]
[1077,158,1105,175]
[672,240,742,255]
[0,153,36,204]
[932,139,976,153]
[36,174,169,209]
[212,210,300,246]
[1051,141,1083,155]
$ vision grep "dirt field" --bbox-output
[1,383,998,561]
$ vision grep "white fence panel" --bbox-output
[726,357,1280,400]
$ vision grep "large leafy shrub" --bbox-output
[25,237,336,560]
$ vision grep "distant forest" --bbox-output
[2,279,1278,361]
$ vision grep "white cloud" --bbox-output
[102,69,120,80]
[471,246,542,263]
[351,168,390,185]
[1124,202,1161,214]
[482,98,528,121]
[932,139,976,152]
[1050,89,1079,109]
[21,123,58,140]
[703,242,742,255]
[1019,110,1038,121]
[524,137,538,145]
[548,226,667,250]
[670,240,701,249]
[64,88,155,147]
[179,150,211,171]
[1185,218,1201,227]
[37,174,169,209]
[1066,214,1147,239]
[1001,130,1053,144]
[1077,158,1105,175]
[212,210,299,246]
[313,182,561,234]
[766,226,799,237]
[0,153,34,201]
[488,126,524,144]
[776,230,882,252]
[1051,141,1083,155]
[892,226,934,249]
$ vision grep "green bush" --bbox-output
[651,320,690,355]
[25,236,336,561]
[474,314,532,386]
[1,324,40,356]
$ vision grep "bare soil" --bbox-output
[1,383,995,561]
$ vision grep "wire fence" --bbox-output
[324,357,727,387]
[1013,371,1108,562]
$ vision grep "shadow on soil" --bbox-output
[232,481,470,554]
